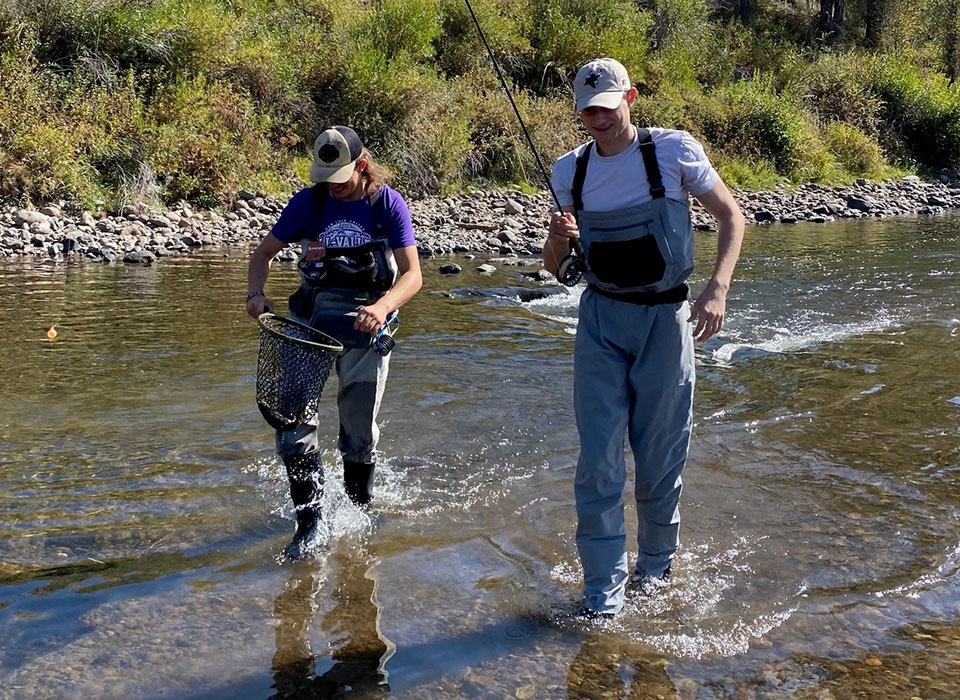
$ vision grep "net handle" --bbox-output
[257,313,344,352]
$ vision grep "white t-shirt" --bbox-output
[551,127,719,212]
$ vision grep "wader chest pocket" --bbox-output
[588,234,666,288]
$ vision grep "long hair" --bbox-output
[359,148,392,197]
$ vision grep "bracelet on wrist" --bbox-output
[246,289,264,301]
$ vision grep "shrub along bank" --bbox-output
[2,0,960,210]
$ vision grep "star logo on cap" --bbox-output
[584,71,602,88]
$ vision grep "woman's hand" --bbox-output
[246,294,274,319]
[354,301,389,333]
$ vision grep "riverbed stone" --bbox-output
[2,236,24,250]
[754,210,776,223]
[504,198,524,215]
[16,209,49,226]
[522,268,553,281]
[122,250,155,264]
[846,195,879,212]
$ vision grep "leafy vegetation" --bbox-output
[1,0,958,208]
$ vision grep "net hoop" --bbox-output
[257,313,344,353]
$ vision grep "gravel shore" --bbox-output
[2,174,959,265]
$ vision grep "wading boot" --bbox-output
[343,460,375,507]
[628,565,671,595]
[576,605,617,621]
[282,453,325,561]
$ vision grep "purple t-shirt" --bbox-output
[270,185,416,249]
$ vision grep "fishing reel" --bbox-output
[370,310,399,357]
[556,239,586,287]
[556,252,586,286]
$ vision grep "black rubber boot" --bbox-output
[343,460,375,506]
[628,564,671,594]
[282,453,325,561]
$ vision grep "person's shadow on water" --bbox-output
[270,547,395,699]
[567,632,678,700]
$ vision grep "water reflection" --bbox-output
[567,633,677,700]
[271,547,395,699]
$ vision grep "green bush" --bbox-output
[644,0,714,89]
[387,79,474,194]
[349,0,441,64]
[692,77,837,181]
[527,0,651,87]
[453,70,580,187]
[145,76,273,206]
[6,0,960,208]
[434,0,531,79]
[0,27,125,206]
[632,85,699,132]
[822,122,885,177]
[868,56,960,168]
[795,53,882,136]
[709,153,782,190]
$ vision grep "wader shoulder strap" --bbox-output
[369,188,388,235]
[636,128,665,199]
[570,130,665,209]
[309,185,330,241]
[311,183,330,211]
[571,142,593,213]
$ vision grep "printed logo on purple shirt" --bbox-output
[320,220,371,248]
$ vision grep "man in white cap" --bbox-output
[543,58,745,617]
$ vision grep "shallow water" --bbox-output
[1,215,959,699]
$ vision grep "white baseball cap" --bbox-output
[574,58,632,113]
[309,126,364,184]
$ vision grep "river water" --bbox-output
[1,216,959,699]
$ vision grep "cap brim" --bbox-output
[309,161,356,184]
[575,90,625,113]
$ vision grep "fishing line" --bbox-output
[462,0,585,286]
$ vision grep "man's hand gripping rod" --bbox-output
[463,0,585,286]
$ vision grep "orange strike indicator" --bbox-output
[46,325,57,340]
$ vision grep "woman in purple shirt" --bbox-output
[246,126,422,560]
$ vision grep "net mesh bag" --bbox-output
[256,313,343,431]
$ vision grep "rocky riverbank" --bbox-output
[2,174,959,265]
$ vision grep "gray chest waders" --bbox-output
[572,129,695,298]
[571,128,697,615]
[289,187,399,350]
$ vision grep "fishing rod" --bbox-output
[463,0,585,286]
